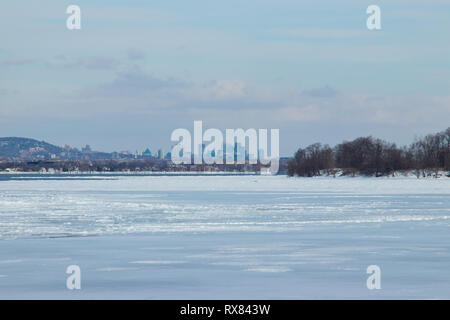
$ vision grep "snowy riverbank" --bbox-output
[0,175,449,298]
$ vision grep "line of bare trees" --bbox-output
[0,159,265,173]
[287,127,450,177]
[0,159,161,173]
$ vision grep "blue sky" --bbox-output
[0,0,449,155]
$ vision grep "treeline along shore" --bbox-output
[287,127,450,178]
[1,127,449,178]
[0,159,289,175]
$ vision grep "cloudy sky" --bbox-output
[0,0,449,155]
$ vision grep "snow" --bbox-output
[0,175,449,299]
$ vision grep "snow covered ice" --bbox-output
[0,175,449,299]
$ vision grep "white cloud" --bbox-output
[46,55,120,70]
[183,80,248,101]
[2,58,36,66]
[268,28,368,39]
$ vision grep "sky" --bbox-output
[0,0,449,156]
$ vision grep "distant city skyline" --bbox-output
[1,1,449,157]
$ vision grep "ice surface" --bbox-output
[0,175,449,299]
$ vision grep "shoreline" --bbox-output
[0,169,449,178]
[0,171,262,177]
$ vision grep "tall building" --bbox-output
[142,148,152,158]
[81,144,92,153]
[157,149,164,160]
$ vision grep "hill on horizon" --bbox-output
[0,137,64,158]
[0,137,128,160]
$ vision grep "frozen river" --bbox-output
[0,175,449,299]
